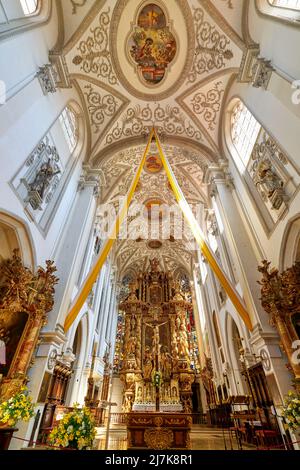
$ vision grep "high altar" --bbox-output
[119,259,196,450]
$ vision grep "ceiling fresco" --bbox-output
[56,0,247,277]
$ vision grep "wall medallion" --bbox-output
[145,154,163,174]
[110,0,194,101]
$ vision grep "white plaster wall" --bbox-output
[249,1,300,80]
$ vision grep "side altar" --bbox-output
[119,259,197,450]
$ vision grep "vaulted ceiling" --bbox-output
[56,0,248,277]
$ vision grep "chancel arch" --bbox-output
[0,211,35,268]
[279,214,300,270]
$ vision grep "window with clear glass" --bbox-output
[270,0,300,9]
[59,107,78,153]
[20,0,38,15]
[228,98,299,226]
[231,101,261,166]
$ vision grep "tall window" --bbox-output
[270,0,300,9]
[20,0,38,15]
[10,105,80,234]
[59,107,78,153]
[228,98,300,225]
[231,101,261,166]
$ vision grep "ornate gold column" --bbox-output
[0,251,58,400]
[258,261,300,388]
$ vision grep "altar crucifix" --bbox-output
[145,313,168,411]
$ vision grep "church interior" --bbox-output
[0,0,300,453]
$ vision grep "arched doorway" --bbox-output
[65,320,84,406]
[225,314,247,397]
[0,212,36,390]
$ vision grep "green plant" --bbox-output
[282,390,300,431]
[152,370,163,388]
[49,405,96,450]
[0,387,35,426]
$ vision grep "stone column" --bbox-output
[191,269,207,370]
[47,168,101,332]
[98,266,113,359]
[208,165,294,400]
[208,166,270,331]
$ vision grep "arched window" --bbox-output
[213,311,225,363]
[20,0,38,15]
[0,0,39,22]
[270,0,300,9]
[0,1,50,40]
[59,107,78,153]
[231,101,261,166]
[227,98,300,226]
[256,0,300,22]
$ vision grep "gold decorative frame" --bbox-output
[0,251,58,400]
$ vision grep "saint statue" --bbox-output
[136,385,143,402]
[254,159,283,197]
[29,159,61,200]
[160,350,172,380]
[123,394,133,413]
[177,323,190,359]
[143,347,153,380]
[126,335,137,356]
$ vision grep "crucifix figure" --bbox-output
[145,316,168,411]
[145,320,168,356]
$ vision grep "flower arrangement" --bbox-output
[282,390,300,431]
[49,405,96,450]
[0,387,35,427]
[152,370,163,388]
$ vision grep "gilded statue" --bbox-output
[126,335,137,356]
[150,258,160,272]
[160,350,172,381]
[145,319,168,356]
[123,394,133,413]
[255,159,283,197]
[143,347,153,380]
[177,323,190,359]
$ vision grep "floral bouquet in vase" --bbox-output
[282,390,300,431]
[0,386,35,427]
[152,370,163,388]
[49,405,96,450]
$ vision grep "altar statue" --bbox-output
[126,335,137,355]
[177,323,190,359]
[145,319,168,356]
[160,350,172,380]
[143,346,153,380]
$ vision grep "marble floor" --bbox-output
[94,425,256,451]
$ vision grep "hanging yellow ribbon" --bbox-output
[153,128,253,331]
[64,129,154,332]
[64,127,252,333]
